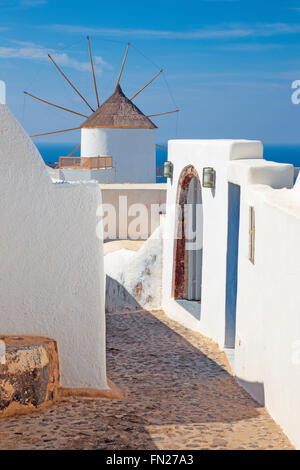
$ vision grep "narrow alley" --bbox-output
[0,309,292,450]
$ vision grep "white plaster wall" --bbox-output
[59,168,116,183]
[0,103,107,390]
[105,225,163,311]
[100,184,166,240]
[162,140,295,348]
[235,182,300,449]
[228,159,293,188]
[0,81,5,104]
[162,138,299,445]
[162,140,263,346]
[46,171,167,240]
[81,128,156,183]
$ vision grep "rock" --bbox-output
[0,336,59,417]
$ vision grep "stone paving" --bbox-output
[0,309,293,450]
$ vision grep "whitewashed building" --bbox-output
[161,139,300,448]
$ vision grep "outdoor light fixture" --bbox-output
[163,161,173,179]
[202,167,215,188]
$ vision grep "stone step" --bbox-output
[0,336,59,417]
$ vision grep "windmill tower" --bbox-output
[80,84,157,183]
[25,39,179,183]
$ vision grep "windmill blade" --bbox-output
[48,54,95,113]
[131,70,163,101]
[147,110,179,118]
[24,91,88,118]
[156,144,167,150]
[30,127,81,138]
[87,36,100,108]
[115,42,130,91]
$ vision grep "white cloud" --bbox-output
[93,55,112,69]
[0,41,108,73]
[0,0,47,8]
[218,43,285,51]
[20,0,47,5]
[41,22,300,40]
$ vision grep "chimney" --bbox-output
[0,81,6,105]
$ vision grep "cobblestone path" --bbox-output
[0,309,293,449]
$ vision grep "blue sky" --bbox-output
[1,0,300,144]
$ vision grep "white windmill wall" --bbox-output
[81,128,156,183]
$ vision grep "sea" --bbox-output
[36,143,300,183]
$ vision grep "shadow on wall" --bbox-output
[175,299,201,321]
[104,226,163,312]
[106,275,143,312]
[225,183,241,348]
[236,377,265,407]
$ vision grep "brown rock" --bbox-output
[0,336,59,417]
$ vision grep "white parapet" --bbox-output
[0,81,6,104]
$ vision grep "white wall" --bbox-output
[59,168,116,183]
[162,138,300,446]
[81,128,156,183]
[47,171,166,240]
[162,140,293,345]
[105,225,163,311]
[0,81,5,104]
[100,183,166,240]
[235,180,300,449]
[228,158,293,188]
[162,140,264,346]
[0,103,107,390]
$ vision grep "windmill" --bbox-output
[24,38,179,183]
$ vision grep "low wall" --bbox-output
[100,183,167,240]
[59,167,116,183]
[105,225,163,312]
[235,180,300,449]
[48,173,167,240]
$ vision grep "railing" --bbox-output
[58,156,113,170]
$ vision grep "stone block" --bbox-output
[0,336,59,417]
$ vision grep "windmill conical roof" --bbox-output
[81,85,157,129]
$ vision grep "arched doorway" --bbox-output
[173,166,203,314]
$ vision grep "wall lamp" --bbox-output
[202,167,215,189]
[163,161,173,179]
